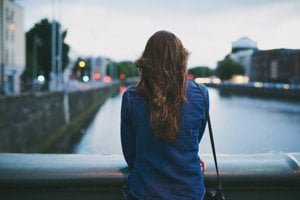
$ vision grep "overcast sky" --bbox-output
[17,0,300,68]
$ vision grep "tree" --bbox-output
[188,66,214,78]
[216,58,245,80]
[21,18,70,91]
[106,61,138,79]
[116,61,139,79]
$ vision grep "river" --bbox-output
[73,86,300,154]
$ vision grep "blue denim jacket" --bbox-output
[121,81,209,200]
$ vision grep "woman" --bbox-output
[121,30,209,200]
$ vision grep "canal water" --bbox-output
[73,87,300,154]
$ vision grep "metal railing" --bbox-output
[0,152,299,200]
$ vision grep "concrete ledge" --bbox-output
[0,152,300,200]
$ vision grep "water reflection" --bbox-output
[200,88,300,154]
[73,93,123,154]
[74,88,300,154]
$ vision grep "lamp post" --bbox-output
[51,18,56,91]
[0,11,5,95]
[51,0,63,91]
[0,55,4,95]
[32,35,42,92]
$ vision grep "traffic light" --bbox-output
[78,60,86,68]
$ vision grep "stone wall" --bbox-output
[0,84,119,153]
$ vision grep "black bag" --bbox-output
[205,186,226,200]
[197,83,226,200]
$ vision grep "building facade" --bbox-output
[229,37,258,79]
[0,0,25,95]
[231,37,258,53]
[224,37,300,84]
[251,49,300,83]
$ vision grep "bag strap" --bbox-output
[196,83,222,189]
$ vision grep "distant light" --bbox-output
[93,73,101,80]
[37,75,45,83]
[120,73,126,79]
[232,75,249,84]
[254,82,263,88]
[82,75,89,82]
[211,77,221,84]
[119,85,126,93]
[284,84,290,89]
[103,76,111,83]
[9,23,16,30]
[195,77,210,84]
[188,74,194,79]
[79,61,86,68]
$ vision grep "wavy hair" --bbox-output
[135,30,189,141]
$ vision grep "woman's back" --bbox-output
[121,30,208,200]
[121,81,208,199]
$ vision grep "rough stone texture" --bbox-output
[0,85,119,153]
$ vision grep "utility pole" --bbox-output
[57,19,62,90]
[32,36,42,92]
[0,3,5,95]
[51,0,63,91]
[51,8,56,91]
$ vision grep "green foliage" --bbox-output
[216,58,245,80]
[21,18,70,90]
[188,66,214,77]
[106,61,138,79]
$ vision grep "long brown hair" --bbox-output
[135,30,189,141]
